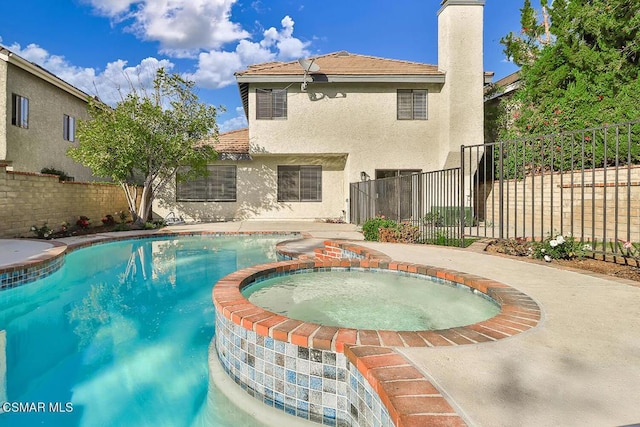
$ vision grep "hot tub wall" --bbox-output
[215,310,391,426]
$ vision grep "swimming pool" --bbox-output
[0,235,291,427]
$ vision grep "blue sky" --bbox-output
[0,0,524,132]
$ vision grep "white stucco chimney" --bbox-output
[437,0,485,166]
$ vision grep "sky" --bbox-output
[0,0,525,133]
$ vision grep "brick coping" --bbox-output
[213,240,541,426]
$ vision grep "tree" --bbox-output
[69,69,218,225]
[498,0,640,138]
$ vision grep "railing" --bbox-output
[350,120,640,257]
[349,168,463,246]
[462,120,640,258]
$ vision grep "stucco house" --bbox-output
[0,47,96,182]
[155,0,490,222]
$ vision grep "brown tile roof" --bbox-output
[235,51,442,77]
[201,128,249,155]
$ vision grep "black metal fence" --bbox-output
[349,168,463,246]
[463,120,640,257]
[350,120,640,257]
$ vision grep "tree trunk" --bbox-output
[136,183,154,224]
[121,183,140,223]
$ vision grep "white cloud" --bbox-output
[86,0,249,57]
[6,42,173,106]
[187,15,310,89]
[218,106,248,132]
[85,0,136,17]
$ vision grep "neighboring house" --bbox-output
[0,47,97,182]
[155,0,490,222]
[484,70,521,142]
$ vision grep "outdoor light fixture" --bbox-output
[360,171,369,181]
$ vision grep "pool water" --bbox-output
[0,235,289,427]
[244,270,500,331]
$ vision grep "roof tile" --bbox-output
[236,51,442,77]
[203,128,249,154]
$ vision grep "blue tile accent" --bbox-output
[214,305,393,427]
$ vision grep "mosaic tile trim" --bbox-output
[215,311,393,427]
[0,242,66,290]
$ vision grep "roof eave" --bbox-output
[236,74,446,84]
[2,48,92,103]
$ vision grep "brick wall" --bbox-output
[0,164,135,238]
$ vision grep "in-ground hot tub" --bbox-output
[213,240,542,427]
[242,269,500,331]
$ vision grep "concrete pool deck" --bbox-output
[1,221,639,426]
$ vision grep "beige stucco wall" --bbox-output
[154,155,347,222]
[439,0,485,202]
[438,0,485,154]
[247,82,446,218]
[0,166,133,238]
[249,83,445,176]
[4,63,97,182]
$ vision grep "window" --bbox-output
[397,89,427,120]
[176,165,237,202]
[11,94,29,128]
[375,169,421,180]
[256,89,287,120]
[277,165,322,202]
[63,114,76,142]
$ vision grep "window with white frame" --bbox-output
[176,165,237,202]
[256,89,287,120]
[63,114,76,142]
[11,93,29,128]
[277,165,322,202]
[397,89,427,120]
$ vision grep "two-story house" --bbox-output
[0,47,96,182]
[155,0,489,222]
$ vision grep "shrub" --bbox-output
[491,237,533,257]
[362,216,397,241]
[394,223,420,244]
[76,216,90,229]
[41,167,72,182]
[531,232,585,261]
[101,214,116,226]
[113,223,131,232]
[30,223,53,239]
[378,227,398,243]
[117,210,129,222]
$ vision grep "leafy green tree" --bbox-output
[498,0,640,138]
[69,69,218,224]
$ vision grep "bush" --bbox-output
[41,167,72,182]
[362,216,397,241]
[113,223,131,232]
[30,223,53,239]
[394,223,420,244]
[532,232,585,261]
[76,216,91,229]
[101,214,116,226]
